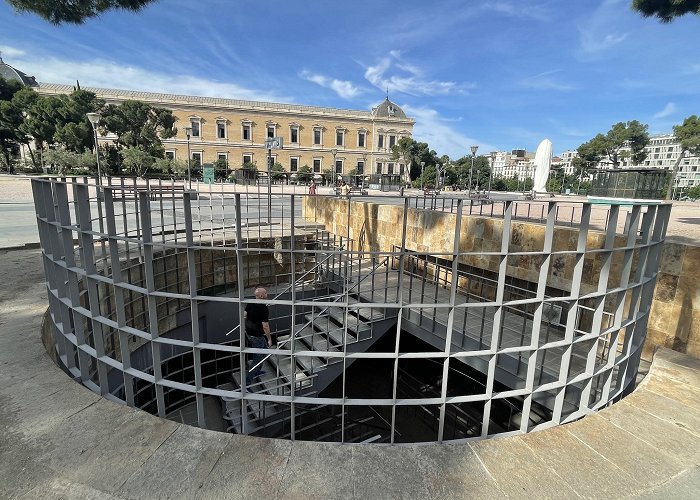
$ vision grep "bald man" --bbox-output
[244,287,272,387]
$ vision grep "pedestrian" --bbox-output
[309,180,317,195]
[243,287,272,388]
[340,181,351,198]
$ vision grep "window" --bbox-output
[313,159,321,172]
[313,128,322,145]
[376,162,382,174]
[336,130,344,146]
[357,161,364,174]
[389,135,396,148]
[243,154,252,166]
[290,158,299,172]
[388,163,394,174]
[190,119,201,137]
[217,121,227,139]
[358,131,366,148]
[165,151,175,160]
[335,160,343,174]
[242,123,251,141]
[217,152,228,163]
[290,126,299,144]
[267,125,275,139]
[191,152,202,166]
[378,134,384,148]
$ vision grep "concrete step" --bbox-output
[271,354,313,389]
[326,307,370,337]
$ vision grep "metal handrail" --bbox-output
[225,244,343,337]
[248,255,391,374]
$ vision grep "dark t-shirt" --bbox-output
[245,302,269,337]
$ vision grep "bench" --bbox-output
[335,186,368,196]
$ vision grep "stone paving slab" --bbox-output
[1,247,700,499]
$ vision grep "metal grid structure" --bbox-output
[32,177,671,444]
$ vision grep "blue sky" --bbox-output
[1,0,698,158]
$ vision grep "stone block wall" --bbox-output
[646,242,700,359]
[303,197,700,361]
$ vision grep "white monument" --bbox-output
[532,139,553,193]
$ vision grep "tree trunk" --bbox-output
[665,148,686,201]
[24,142,38,169]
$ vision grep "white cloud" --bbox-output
[653,102,676,119]
[482,1,551,22]
[364,52,472,97]
[299,70,362,99]
[520,70,577,92]
[401,104,495,159]
[577,0,629,55]
[0,45,26,58]
[2,46,291,102]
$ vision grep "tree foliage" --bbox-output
[100,100,177,157]
[666,115,700,199]
[6,0,158,24]
[391,137,440,181]
[296,165,313,183]
[577,121,650,168]
[631,0,700,22]
[121,146,155,177]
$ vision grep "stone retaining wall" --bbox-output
[303,197,700,361]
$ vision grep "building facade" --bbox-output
[37,83,414,179]
[0,58,414,179]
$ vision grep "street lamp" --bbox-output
[331,149,338,184]
[86,112,102,186]
[184,127,192,190]
[360,152,367,188]
[420,161,425,191]
[488,152,495,197]
[468,145,478,196]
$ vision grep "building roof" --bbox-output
[37,82,415,124]
[0,56,38,87]
[372,98,408,119]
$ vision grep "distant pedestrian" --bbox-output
[340,181,351,198]
[309,180,317,195]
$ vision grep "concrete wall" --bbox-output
[303,197,700,361]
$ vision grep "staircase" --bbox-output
[218,237,398,439]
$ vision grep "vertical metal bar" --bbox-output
[437,199,464,442]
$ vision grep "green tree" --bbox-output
[121,146,155,177]
[270,162,286,182]
[632,0,700,22]
[53,89,104,153]
[391,136,418,182]
[296,165,313,183]
[43,148,97,175]
[5,0,158,24]
[213,158,229,181]
[100,100,176,158]
[578,121,650,169]
[686,185,700,200]
[666,115,700,200]
[0,78,26,172]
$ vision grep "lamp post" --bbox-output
[86,112,102,186]
[488,153,495,198]
[360,152,367,189]
[420,161,425,191]
[184,127,192,190]
[468,145,478,196]
[331,149,338,185]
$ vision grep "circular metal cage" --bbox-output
[32,177,671,444]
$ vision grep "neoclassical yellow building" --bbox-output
[37,82,415,178]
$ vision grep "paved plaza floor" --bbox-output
[2,175,699,249]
